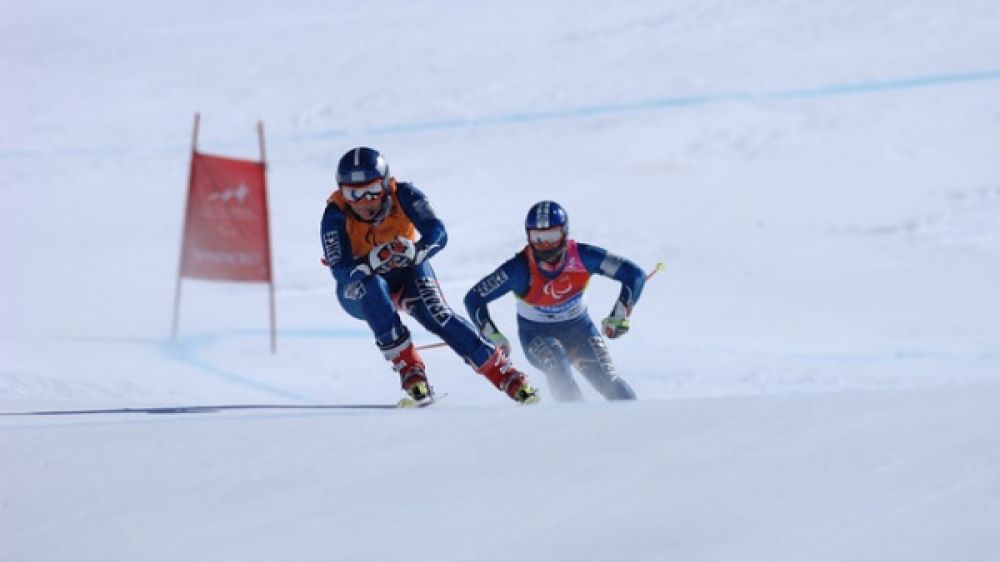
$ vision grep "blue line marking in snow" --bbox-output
[159,334,311,403]
[760,69,1000,100]
[3,68,1000,159]
[365,92,753,134]
[158,327,371,403]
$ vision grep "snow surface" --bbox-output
[3,1,1000,561]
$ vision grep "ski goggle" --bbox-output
[527,227,565,250]
[340,180,385,202]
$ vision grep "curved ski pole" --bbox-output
[417,261,665,352]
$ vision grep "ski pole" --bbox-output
[416,261,664,352]
[416,341,449,351]
[645,262,665,281]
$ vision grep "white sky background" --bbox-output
[2,1,1000,561]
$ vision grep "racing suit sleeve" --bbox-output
[577,242,646,310]
[396,182,447,264]
[463,253,531,335]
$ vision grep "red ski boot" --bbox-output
[380,333,431,403]
[475,348,540,404]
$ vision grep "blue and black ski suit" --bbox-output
[464,240,644,401]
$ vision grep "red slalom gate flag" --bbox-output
[180,153,271,281]
[172,114,276,351]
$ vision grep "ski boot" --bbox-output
[476,348,540,405]
[380,331,434,407]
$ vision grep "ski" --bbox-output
[0,399,446,416]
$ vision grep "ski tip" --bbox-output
[520,395,541,405]
[396,392,447,409]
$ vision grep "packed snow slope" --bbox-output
[2,1,999,561]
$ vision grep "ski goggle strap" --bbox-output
[528,227,565,249]
[340,180,385,202]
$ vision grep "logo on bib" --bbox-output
[542,278,574,300]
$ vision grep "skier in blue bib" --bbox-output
[464,201,644,402]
